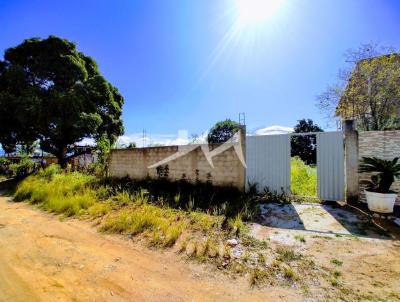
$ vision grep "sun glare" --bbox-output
[236,0,284,26]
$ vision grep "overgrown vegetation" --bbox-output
[97,175,258,219]
[0,156,39,179]
[13,166,320,287]
[14,165,96,216]
[14,165,254,248]
[11,165,393,300]
[290,156,317,197]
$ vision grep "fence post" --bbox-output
[343,120,359,203]
[239,125,246,191]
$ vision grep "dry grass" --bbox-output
[14,166,384,301]
[100,203,186,247]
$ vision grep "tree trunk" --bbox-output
[57,148,68,169]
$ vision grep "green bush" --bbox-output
[9,156,38,177]
[0,157,11,176]
[291,156,317,197]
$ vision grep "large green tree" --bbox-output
[291,119,323,165]
[0,36,124,166]
[317,43,400,130]
[207,119,241,144]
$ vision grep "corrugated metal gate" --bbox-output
[246,131,345,201]
[246,134,290,193]
[316,132,344,201]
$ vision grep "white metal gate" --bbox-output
[246,134,290,193]
[246,131,345,201]
[316,132,345,201]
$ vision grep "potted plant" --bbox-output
[359,157,400,213]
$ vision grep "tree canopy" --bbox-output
[207,119,241,144]
[0,36,124,166]
[291,119,323,165]
[317,43,400,130]
[337,54,400,130]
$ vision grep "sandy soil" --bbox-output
[0,196,297,302]
[251,202,400,300]
[1,197,400,302]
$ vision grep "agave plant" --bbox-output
[359,157,400,193]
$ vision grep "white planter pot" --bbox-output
[365,190,397,213]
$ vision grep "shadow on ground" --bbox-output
[256,202,392,239]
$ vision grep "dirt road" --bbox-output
[0,196,297,302]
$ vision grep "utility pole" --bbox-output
[239,112,246,126]
[142,129,147,148]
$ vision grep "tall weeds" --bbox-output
[290,156,317,197]
[14,165,96,216]
[13,165,254,248]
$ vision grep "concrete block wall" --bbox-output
[358,130,400,203]
[109,145,245,189]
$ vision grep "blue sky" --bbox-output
[1,0,400,145]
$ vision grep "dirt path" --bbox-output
[0,196,297,302]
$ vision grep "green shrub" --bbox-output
[0,157,11,176]
[291,156,317,197]
[9,156,37,177]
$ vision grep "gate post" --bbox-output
[343,120,359,203]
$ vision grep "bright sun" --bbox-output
[236,0,284,26]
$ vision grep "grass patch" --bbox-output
[331,278,339,286]
[332,270,342,277]
[100,203,186,247]
[13,166,227,249]
[294,234,306,243]
[372,281,385,288]
[276,246,302,262]
[290,156,317,197]
[189,211,222,233]
[283,266,299,280]
[14,166,96,216]
[99,175,258,219]
[249,267,271,287]
[227,214,247,235]
[311,235,333,240]
[330,258,343,266]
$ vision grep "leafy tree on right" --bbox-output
[317,43,400,130]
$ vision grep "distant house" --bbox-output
[336,54,400,130]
